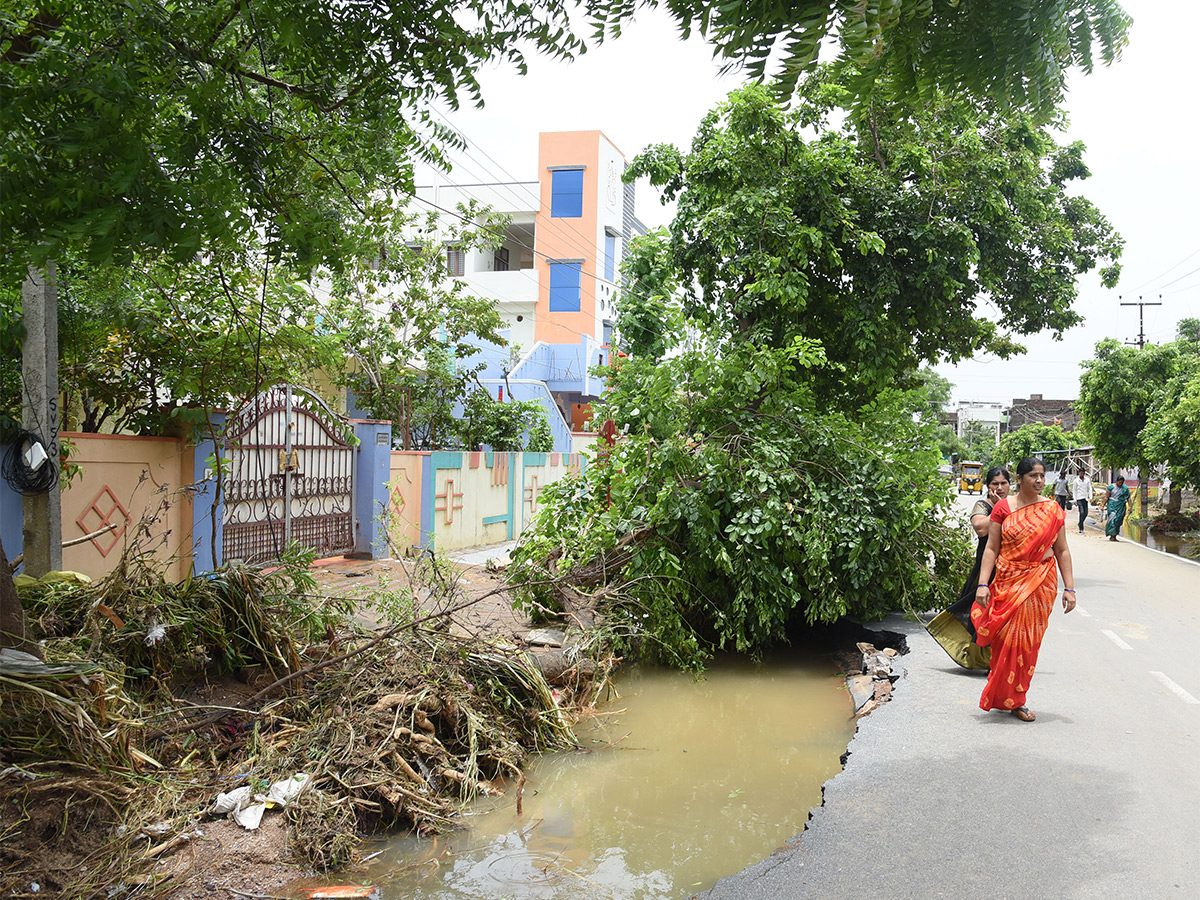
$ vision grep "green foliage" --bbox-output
[511,81,1122,668]
[614,229,684,361]
[585,0,1130,114]
[1083,319,1200,490]
[0,285,21,440]
[959,421,998,469]
[625,84,1122,404]
[1143,372,1200,492]
[509,345,968,669]
[995,423,1072,470]
[456,388,554,452]
[46,251,339,436]
[1077,336,1189,470]
[909,368,967,462]
[1,0,582,273]
[328,207,510,450]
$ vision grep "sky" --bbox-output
[431,1,1200,407]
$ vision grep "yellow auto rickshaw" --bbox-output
[958,461,983,494]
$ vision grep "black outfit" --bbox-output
[925,499,993,669]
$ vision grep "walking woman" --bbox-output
[926,466,1011,669]
[971,457,1076,722]
[1104,475,1132,542]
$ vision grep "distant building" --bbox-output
[953,400,1006,441]
[1002,393,1079,433]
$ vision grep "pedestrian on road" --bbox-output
[1104,475,1132,542]
[1054,469,1070,510]
[972,457,1076,722]
[926,467,1011,669]
[1071,469,1092,534]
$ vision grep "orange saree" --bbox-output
[970,498,1064,712]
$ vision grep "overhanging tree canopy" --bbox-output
[586,0,1131,112]
[1,0,582,272]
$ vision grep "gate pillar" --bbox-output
[352,420,393,559]
[191,413,226,573]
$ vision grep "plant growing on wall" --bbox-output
[456,388,554,452]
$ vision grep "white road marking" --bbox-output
[1101,629,1133,650]
[1150,671,1200,705]
[1076,606,1092,618]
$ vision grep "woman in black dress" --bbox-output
[926,466,1011,669]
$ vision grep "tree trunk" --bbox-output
[1168,485,1183,515]
[1138,470,1149,518]
[0,542,40,658]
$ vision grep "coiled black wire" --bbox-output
[2,430,59,495]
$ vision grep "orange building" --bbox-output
[412,131,647,448]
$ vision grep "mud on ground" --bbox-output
[1,550,551,900]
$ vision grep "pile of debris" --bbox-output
[0,550,612,898]
[845,641,901,717]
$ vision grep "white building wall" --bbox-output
[955,400,1006,440]
[596,136,626,342]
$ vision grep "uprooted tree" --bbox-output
[509,82,1123,668]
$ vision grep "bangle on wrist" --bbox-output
[977,584,989,589]
[1064,588,1075,593]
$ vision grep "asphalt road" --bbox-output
[701,494,1200,900]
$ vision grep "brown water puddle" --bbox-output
[1118,520,1199,559]
[364,655,854,899]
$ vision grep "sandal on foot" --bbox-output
[1012,707,1035,722]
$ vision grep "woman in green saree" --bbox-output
[1104,475,1132,541]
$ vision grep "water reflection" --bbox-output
[1119,519,1198,559]
[367,655,854,899]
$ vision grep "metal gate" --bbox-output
[222,385,355,563]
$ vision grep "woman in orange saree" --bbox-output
[970,457,1077,722]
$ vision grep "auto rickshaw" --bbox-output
[958,461,984,494]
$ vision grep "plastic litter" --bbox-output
[265,772,309,808]
[210,774,311,830]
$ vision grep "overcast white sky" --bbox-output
[434,0,1199,407]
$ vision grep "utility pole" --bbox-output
[1119,294,1163,350]
[1117,294,1162,518]
[21,264,62,576]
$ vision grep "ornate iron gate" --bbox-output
[222,385,355,563]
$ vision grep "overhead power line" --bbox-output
[1126,246,1200,291]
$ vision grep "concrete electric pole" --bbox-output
[1117,295,1163,518]
[20,264,63,576]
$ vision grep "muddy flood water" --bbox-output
[364,655,855,899]
[1119,519,1199,559]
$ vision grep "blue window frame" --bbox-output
[604,233,617,282]
[548,262,582,312]
[550,169,584,218]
